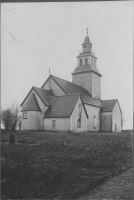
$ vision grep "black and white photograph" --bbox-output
[1,1,133,199]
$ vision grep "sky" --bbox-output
[1,1,133,129]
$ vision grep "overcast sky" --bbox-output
[1,2,133,129]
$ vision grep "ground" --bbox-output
[1,130,133,199]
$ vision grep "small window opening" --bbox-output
[79,104,82,113]
[80,59,83,66]
[93,116,96,128]
[77,118,81,128]
[23,112,28,119]
[85,58,88,65]
[94,60,96,67]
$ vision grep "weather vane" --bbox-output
[86,28,88,34]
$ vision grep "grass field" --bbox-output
[1,131,133,199]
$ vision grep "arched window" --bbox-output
[85,58,88,65]
[80,59,82,66]
[93,116,97,128]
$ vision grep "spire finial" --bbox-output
[86,28,88,35]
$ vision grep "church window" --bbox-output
[23,112,28,119]
[79,104,82,113]
[85,58,88,65]
[80,59,82,66]
[77,118,81,128]
[94,60,96,67]
[83,44,86,48]
[52,120,56,130]
[93,116,97,128]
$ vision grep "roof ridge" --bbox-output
[50,93,80,98]
[34,86,51,91]
[51,74,84,88]
[101,99,118,101]
[51,74,92,95]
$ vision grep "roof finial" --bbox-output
[86,28,88,35]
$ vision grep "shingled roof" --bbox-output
[49,75,102,108]
[21,93,41,112]
[34,87,54,105]
[72,64,101,76]
[20,87,54,106]
[101,99,121,112]
[45,94,88,118]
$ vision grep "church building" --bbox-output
[20,31,122,132]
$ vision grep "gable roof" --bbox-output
[21,93,41,112]
[42,75,102,108]
[20,87,54,107]
[101,99,122,113]
[45,94,88,118]
[34,87,54,105]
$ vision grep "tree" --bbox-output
[121,110,127,130]
[1,102,20,132]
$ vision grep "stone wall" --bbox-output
[72,73,92,95]
[101,112,112,132]
[85,104,101,131]
[21,111,42,130]
[92,73,101,99]
[70,97,87,132]
[112,102,122,132]
[44,118,70,131]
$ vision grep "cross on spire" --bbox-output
[86,28,88,35]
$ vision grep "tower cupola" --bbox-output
[72,29,102,100]
[82,28,92,53]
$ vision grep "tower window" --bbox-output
[85,58,88,65]
[94,60,96,67]
[80,59,83,66]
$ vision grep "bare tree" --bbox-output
[1,102,20,132]
[121,110,127,130]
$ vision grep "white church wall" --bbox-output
[85,104,101,131]
[92,73,101,99]
[101,112,112,132]
[72,73,92,95]
[42,78,65,96]
[21,89,49,130]
[70,97,87,132]
[44,118,70,131]
[21,111,42,130]
[112,102,122,132]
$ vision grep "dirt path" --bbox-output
[78,168,133,200]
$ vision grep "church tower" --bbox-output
[72,29,102,99]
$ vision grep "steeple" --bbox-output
[82,28,92,53]
[72,30,102,100]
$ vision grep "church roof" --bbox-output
[21,93,41,112]
[45,94,88,118]
[101,99,121,112]
[34,87,54,105]
[50,75,102,107]
[20,87,54,107]
[72,64,101,76]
